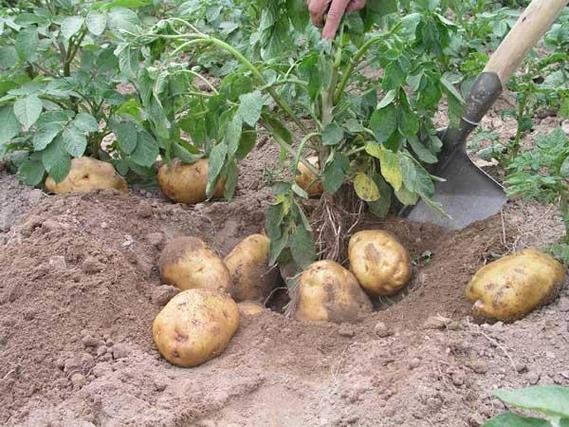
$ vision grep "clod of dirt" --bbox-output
[423,315,453,330]
[151,285,179,306]
[81,256,104,274]
[374,321,393,338]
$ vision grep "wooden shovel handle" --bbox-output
[484,0,568,84]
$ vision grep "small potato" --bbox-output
[159,237,232,293]
[153,288,239,367]
[158,158,226,204]
[224,234,280,302]
[466,248,566,322]
[296,260,373,323]
[45,157,127,194]
[348,230,412,296]
[238,301,266,317]
[295,156,324,197]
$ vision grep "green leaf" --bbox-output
[62,125,87,158]
[354,172,380,202]
[292,183,309,199]
[104,0,152,8]
[408,136,437,164]
[0,105,21,145]
[131,131,159,167]
[16,27,39,61]
[237,91,265,127]
[18,158,45,186]
[560,97,569,119]
[322,123,344,146]
[440,76,465,105]
[41,137,71,183]
[224,114,243,158]
[400,155,435,198]
[394,185,419,205]
[14,95,43,129]
[483,412,549,427]
[399,109,420,137]
[236,130,257,160]
[493,386,569,418]
[86,12,107,36]
[369,104,397,143]
[561,156,569,178]
[108,8,140,32]
[0,47,18,69]
[113,122,138,154]
[367,175,392,218]
[73,113,99,132]
[286,0,309,31]
[207,143,228,197]
[262,114,292,144]
[377,89,397,109]
[61,16,84,40]
[322,152,349,194]
[223,160,239,200]
[290,224,316,269]
[266,202,286,244]
[33,123,64,151]
[172,143,202,164]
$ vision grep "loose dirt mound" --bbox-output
[0,160,567,426]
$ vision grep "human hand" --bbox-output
[307,0,367,40]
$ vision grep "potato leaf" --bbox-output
[237,90,265,127]
[61,16,84,40]
[0,105,21,145]
[14,95,43,129]
[493,386,569,418]
[369,104,397,143]
[322,123,344,146]
[482,412,549,427]
[353,172,380,202]
[323,152,349,194]
[290,224,316,270]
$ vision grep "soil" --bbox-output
[1,115,568,426]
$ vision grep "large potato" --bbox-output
[158,158,226,204]
[45,157,127,194]
[153,289,239,367]
[466,248,566,322]
[295,156,324,197]
[159,237,232,293]
[296,260,373,323]
[348,230,412,296]
[224,234,279,302]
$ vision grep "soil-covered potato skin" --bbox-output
[159,237,232,293]
[295,156,324,197]
[466,248,566,322]
[45,157,127,194]
[153,289,239,367]
[238,301,266,316]
[158,158,225,204]
[224,234,279,302]
[348,230,412,296]
[296,260,373,323]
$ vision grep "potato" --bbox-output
[295,156,324,197]
[45,157,127,194]
[238,301,266,317]
[224,234,279,302]
[153,288,239,367]
[348,230,412,296]
[296,260,373,323]
[159,237,232,293]
[465,248,566,322]
[158,158,226,204]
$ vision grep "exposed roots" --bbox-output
[311,185,365,264]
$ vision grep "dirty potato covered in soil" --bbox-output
[348,230,412,296]
[158,158,225,204]
[45,157,127,194]
[153,289,240,367]
[224,234,280,302]
[466,248,566,321]
[159,236,232,293]
[295,260,373,323]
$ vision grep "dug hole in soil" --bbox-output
[0,136,568,427]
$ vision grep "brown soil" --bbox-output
[1,127,568,426]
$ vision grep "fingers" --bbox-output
[322,0,350,39]
[346,0,366,12]
[307,0,331,27]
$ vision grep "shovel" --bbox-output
[400,0,568,229]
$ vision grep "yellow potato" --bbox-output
[159,237,232,293]
[295,156,324,197]
[238,301,266,317]
[158,158,226,204]
[45,157,127,194]
[153,288,239,367]
[224,234,280,302]
[348,230,412,296]
[296,260,373,323]
[466,248,566,322]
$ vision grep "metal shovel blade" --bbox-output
[403,148,507,230]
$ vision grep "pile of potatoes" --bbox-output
[152,229,415,367]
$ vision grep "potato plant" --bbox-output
[115,0,467,272]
